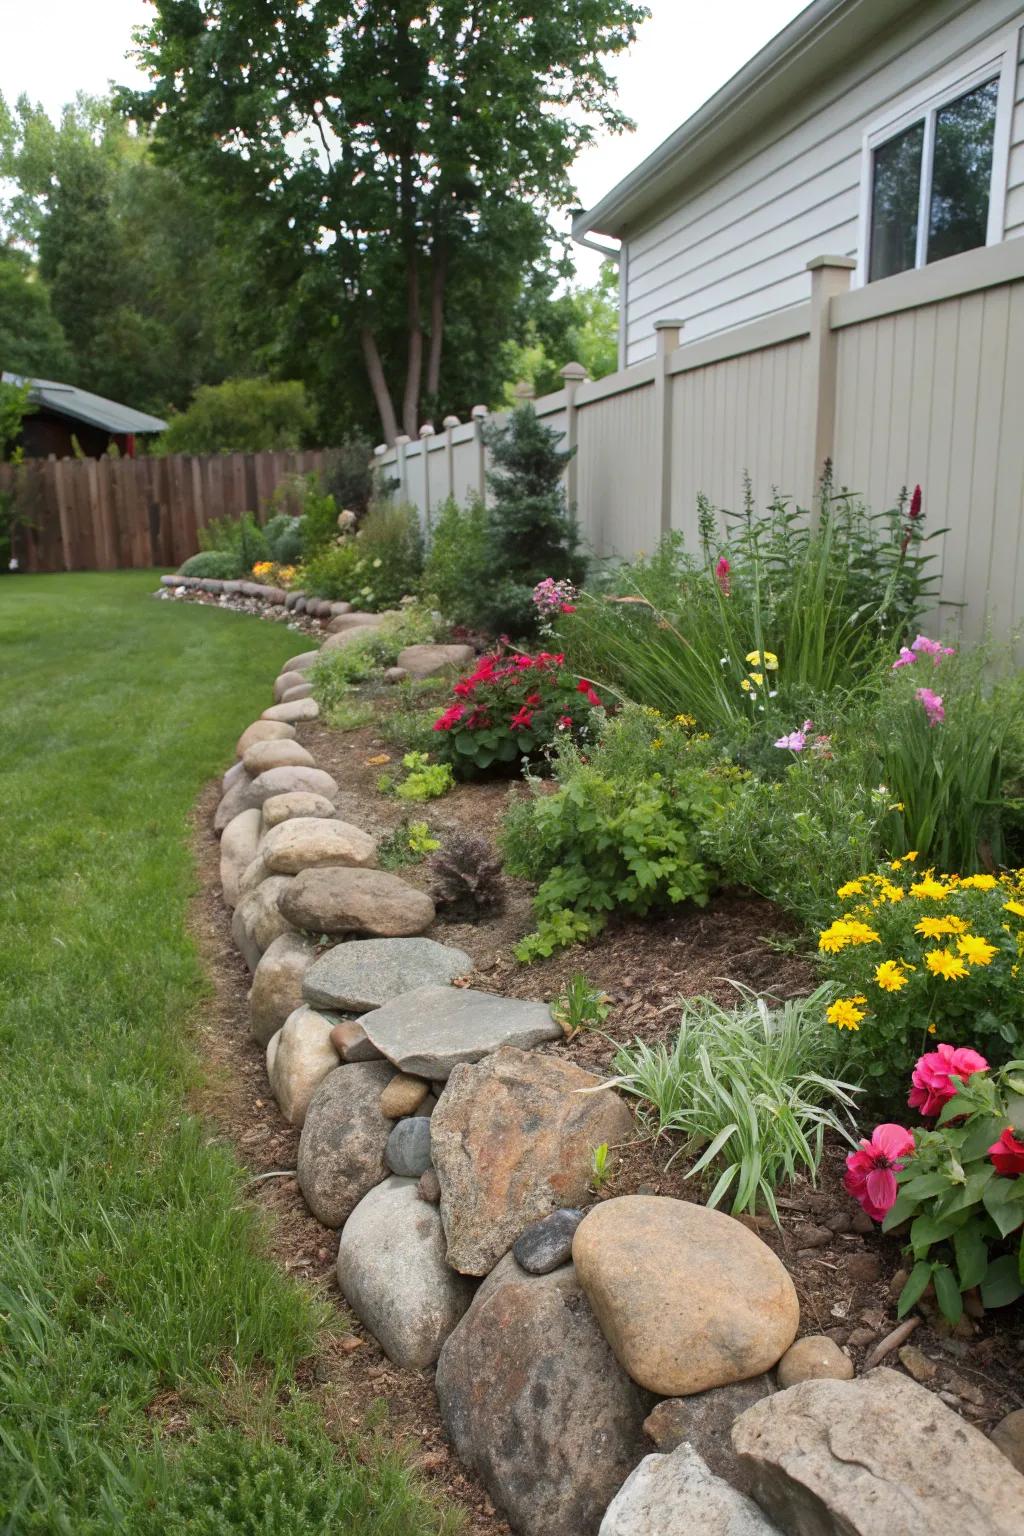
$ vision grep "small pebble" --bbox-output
[825,1211,852,1234]
[847,1327,878,1348]
[850,1209,874,1234]
[385,1117,433,1178]
[417,1168,441,1204]
[512,1208,585,1275]
[379,1073,430,1118]
[795,1224,832,1249]
[776,1335,854,1388]
[846,1252,882,1284]
[898,1344,937,1383]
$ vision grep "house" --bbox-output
[2,372,167,459]
[573,0,1024,367]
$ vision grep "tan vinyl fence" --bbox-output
[378,239,1024,638]
[0,449,332,574]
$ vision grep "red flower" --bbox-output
[510,707,534,730]
[909,484,922,520]
[433,702,465,731]
[557,714,574,729]
[560,602,576,613]
[715,556,731,595]
[525,692,541,706]
[844,1123,915,1222]
[577,679,594,694]
[989,1127,1024,1177]
[907,1043,988,1117]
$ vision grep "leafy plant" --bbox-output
[379,752,453,803]
[847,1053,1024,1324]
[607,985,860,1220]
[154,378,314,454]
[427,829,505,920]
[262,511,304,565]
[420,494,490,629]
[590,1142,615,1192]
[378,820,440,870]
[501,707,739,960]
[433,646,604,778]
[323,431,380,517]
[197,509,270,569]
[177,550,244,579]
[301,502,422,610]
[817,862,1024,1095]
[551,973,612,1039]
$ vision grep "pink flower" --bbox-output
[509,707,534,730]
[908,1042,989,1116]
[892,647,917,670]
[774,728,807,751]
[911,635,955,665]
[844,1123,916,1222]
[989,1128,1024,1177]
[909,485,922,520]
[560,602,576,613]
[715,556,731,595]
[915,687,945,727]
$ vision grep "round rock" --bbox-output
[231,876,295,971]
[236,719,297,758]
[248,932,318,1047]
[572,1195,800,1396]
[269,1005,340,1127]
[386,1117,433,1177]
[282,649,319,673]
[776,1334,854,1389]
[248,766,337,806]
[261,791,336,830]
[220,808,262,910]
[991,1409,1024,1474]
[260,817,377,877]
[395,642,475,679]
[379,1073,430,1118]
[296,1060,395,1227]
[512,1208,585,1276]
[242,738,315,777]
[273,669,309,702]
[279,867,434,938]
[282,682,314,703]
[262,698,320,723]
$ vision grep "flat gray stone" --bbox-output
[599,1445,779,1536]
[297,1060,395,1228]
[386,1117,433,1177]
[643,1379,775,1496]
[513,1208,585,1275]
[361,985,560,1079]
[302,937,471,1014]
[337,1177,476,1368]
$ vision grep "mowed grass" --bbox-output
[0,574,458,1536]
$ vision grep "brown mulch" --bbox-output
[187,677,1024,1529]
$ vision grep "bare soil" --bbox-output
[187,675,1024,1530]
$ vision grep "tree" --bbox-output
[126,1,648,443]
[152,379,314,454]
[498,260,619,404]
[0,251,73,379]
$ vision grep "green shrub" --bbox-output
[500,706,740,960]
[196,510,270,570]
[421,495,489,628]
[263,511,304,565]
[301,503,422,610]
[153,378,314,455]
[309,605,441,718]
[606,986,859,1220]
[300,540,363,601]
[323,431,378,516]
[379,751,453,802]
[177,550,244,579]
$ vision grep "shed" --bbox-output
[2,372,167,459]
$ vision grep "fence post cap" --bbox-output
[419,422,435,437]
[513,378,536,400]
[559,361,588,382]
[470,404,488,419]
[442,414,460,429]
[805,254,856,271]
[652,317,686,331]
[373,443,388,456]
[394,434,411,445]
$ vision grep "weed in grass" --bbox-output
[607,983,860,1221]
[0,573,456,1534]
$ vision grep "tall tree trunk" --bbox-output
[426,238,448,401]
[360,325,399,445]
[402,249,423,439]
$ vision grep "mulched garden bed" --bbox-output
[189,676,1024,1530]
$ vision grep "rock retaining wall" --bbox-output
[208,627,1024,1536]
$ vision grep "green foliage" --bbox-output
[421,495,490,629]
[287,476,340,560]
[300,541,364,603]
[607,987,860,1220]
[498,261,619,404]
[323,432,378,516]
[197,510,270,571]
[426,829,505,920]
[0,571,454,1531]
[155,379,314,455]
[310,604,441,718]
[817,865,1024,1093]
[263,512,304,566]
[0,249,73,379]
[178,550,245,580]
[479,405,585,636]
[560,479,939,732]
[0,379,36,567]
[378,820,441,870]
[589,1141,615,1192]
[301,504,422,610]
[501,706,739,960]
[0,375,33,459]
[551,973,612,1037]
[880,1062,1024,1324]
[380,752,454,803]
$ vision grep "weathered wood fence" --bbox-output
[0,449,332,573]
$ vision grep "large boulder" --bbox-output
[279,867,434,938]
[296,1060,395,1227]
[242,738,315,777]
[598,1444,779,1536]
[269,1005,340,1126]
[262,698,319,723]
[247,765,338,807]
[325,610,387,635]
[248,932,318,1047]
[336,1177,475,1368]
[262,791,337,830]
[360,987,561,1080]
[436,1254,653,1536]
[232,876,294,971]
[431,1047,634,1276]
[642,1378,775,1495]
[732,1368,1024,1536]
[273,669,309,702]
[260,817,378,877]
[301,936,471,1013]
[236,719,296,758]
[219,808,262,909]
[395,642,474,678]
[281,649,319,673]
[572,1197,799,1397]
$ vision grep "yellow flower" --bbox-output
[877,880,905,904]
[651,738,663,750]
[1004,900,1024,919]
[818,919,881,953]
[905,851,918,862]
[826,995,867,1030]
[910,875,950,900]
[874,960,908,992]
[740,678,753,692]
[837,880,864,899]
[928,1023,937,1034]
[915,915,969,938]
[957,934,998,967]
[745,650,779,671]
[959,874,997,891]
[673,713,696,726]
[748,672,764,686]
[925,948,969,981]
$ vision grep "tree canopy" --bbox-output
[127,0,646,442]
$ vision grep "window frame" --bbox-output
[854,28,1020,286]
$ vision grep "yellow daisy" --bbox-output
[837,881,864,899]
[1004,900,1024,919]
[925,948,969,982]
[957,934,998,967]
[826,996,867,1031]
[959,874,997,891]
[914,916,969,938]
[874,960,908,992]
[910,875,950,900]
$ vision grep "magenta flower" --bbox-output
[715,556,731,596]
[909,485,922,520]
[844,1123,916,1222]
[915,687,944,726]
[774,729,806,751]
[892,647,917,670]
[911,635,955,664]
[908,1043,988,1116]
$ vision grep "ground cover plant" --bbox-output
[606,986,860,1220]
[301,503,423,609]
[0,572,455,1535]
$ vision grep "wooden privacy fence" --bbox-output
[379,238,1024,639]
[0,449,332,573]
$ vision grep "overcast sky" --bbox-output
[2,0,809,278]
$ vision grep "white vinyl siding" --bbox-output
[622,0,1024,365]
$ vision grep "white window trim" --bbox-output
[853,25,1021,286]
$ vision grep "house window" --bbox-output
[868,76,1000,281]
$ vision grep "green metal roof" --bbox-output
[2,372,167,435]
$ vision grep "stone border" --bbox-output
[207,641,1024,1536]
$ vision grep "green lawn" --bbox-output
[0,574,457,1535]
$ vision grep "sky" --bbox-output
[1,0,809,280]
